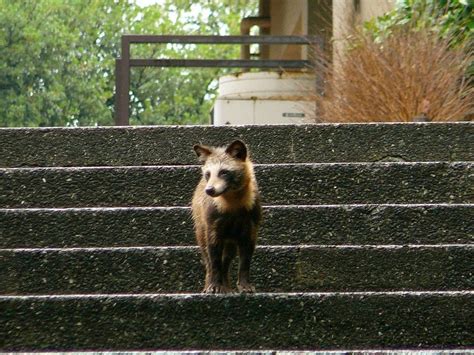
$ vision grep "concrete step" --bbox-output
[1,245,472,294]
[1,292,472,351]
[1,204,472,248]
[0,123,472,167]
[1,162,471,208]
[37,352,468,355]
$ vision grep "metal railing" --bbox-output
[115,35,321,125]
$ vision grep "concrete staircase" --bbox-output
[1,123,473,352]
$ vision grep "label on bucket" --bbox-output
[282,112,305,118]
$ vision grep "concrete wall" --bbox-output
[255,0,394,62]
[333,0,395,68]
[268,0,308,60]
[331,0,395,41]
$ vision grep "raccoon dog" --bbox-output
[192,140,261,294]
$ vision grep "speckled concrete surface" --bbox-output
[1,204,472,248]
[0,162,472,208]
[34,351,472,354]
[0,123,472,167]
[1,245,472,294]
[1,292,473,351]
[1,123,472,352]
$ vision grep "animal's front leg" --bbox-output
[222,241,237,290]
[237,237,256,293]
[205,239,232,294]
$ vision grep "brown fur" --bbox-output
[191,140,261,293]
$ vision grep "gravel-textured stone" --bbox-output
[0,162,472,208]
[0,123,472,167]
[1,123,472,352]
[1,246,472,294]
[1,204,472,248]
[1,292,472,351]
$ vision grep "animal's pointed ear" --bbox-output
[193,144,212,162]
[225,140,247,161]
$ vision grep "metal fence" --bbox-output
[115,35,321,125]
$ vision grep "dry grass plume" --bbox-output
[313,28,473,122]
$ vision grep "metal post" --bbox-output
[115,37,130,126]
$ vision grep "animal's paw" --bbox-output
[203,283,233,294]
[237,282,256,293]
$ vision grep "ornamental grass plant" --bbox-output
[312,12,473,122]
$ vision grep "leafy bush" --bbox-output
[365,0,473,46]
[0,0,257,127]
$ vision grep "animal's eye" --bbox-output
[218,169,230,177]
[204,171,211,181]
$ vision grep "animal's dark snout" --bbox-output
[205,186,216,196]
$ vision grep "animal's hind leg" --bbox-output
[222,241,237,290]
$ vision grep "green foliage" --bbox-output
[0,0,132,126]
[0,0,257,127]
[363,0,473,80]
[365,0,474,44]
[364,0,473,45]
